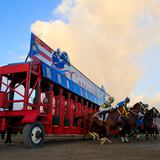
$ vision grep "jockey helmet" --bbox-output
[57,48,61,53]
[125,97,130,103]
[108,96,114,103]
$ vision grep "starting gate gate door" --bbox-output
[63,98,72,134]
[52,95,65,134]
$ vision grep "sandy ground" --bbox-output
[0,136,160,160]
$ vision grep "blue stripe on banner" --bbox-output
[51,69,58,83]
[61,76,67,88]
[66,80,69,89]
[57,73,61,85]
[42,62,107,105]
[46,66,51,79]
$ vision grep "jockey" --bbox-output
[113,97,130,119]
[136,113,144,133]
[115,97,130,109]
[99,96,114,121]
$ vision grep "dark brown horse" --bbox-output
[128,102,146,128]
[127,102,148,139]
[143,107,159,140]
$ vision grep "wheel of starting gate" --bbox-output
[22,122,44,148]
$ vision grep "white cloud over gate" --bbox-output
[31,0,160,108]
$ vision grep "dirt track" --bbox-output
[0,136,160,160]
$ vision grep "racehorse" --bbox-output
[127,102,148,139]
[143,107,159,140]
[78,104,129,144]
[128,102,147,128]
[155,113,160,133]
[128,103,159,140]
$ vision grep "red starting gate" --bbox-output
[0,61,98,148]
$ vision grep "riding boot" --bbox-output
[103,113,105,121]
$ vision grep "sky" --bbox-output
[0,0,160,110]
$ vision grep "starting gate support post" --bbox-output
[77,98,82,133]
[80,99,84,133]
[67,92,72,133]
[86,101,89,113]
[0,75,2,91]
[72,95,78,134]
[47,83,54,134]
[84,101,89,132]
[70,95,74,134]
[8,81,15,111]
[59,88,64,134]
[90,104,93,113]
[24,70,31,110]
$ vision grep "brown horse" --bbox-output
[128,102,146,128]
[143,107,159,140]
[79,105,129,144]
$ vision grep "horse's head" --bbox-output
[151,107,159,118]
[132,102,148,113]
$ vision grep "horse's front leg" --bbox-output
[100,125,112,145]
[119,128,129,143]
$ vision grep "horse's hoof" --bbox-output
[100,140,105,145]
[124,137,129,142]
[121,137,125,143]
[100,137,106,145]
[100,137,112,145]
[4,140,12,144]
[135,134,140,140]
[106,138,112,143]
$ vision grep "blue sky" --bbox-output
[0,0,160,106]
[135,45,160,97]
[0,0,61,65]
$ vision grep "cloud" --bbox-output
[130,91,160,111]
[31,0,160,104]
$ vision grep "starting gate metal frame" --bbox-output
[0,60,98,147]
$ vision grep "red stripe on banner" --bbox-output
[32,56,39,61]
[39,51,52,62]
[40,43,53,53]
[35,37,53,53]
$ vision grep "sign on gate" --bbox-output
[28,33,109,105]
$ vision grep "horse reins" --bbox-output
[129,109,143,117]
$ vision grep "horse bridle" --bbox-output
[130,102,146,113]
[138,102,146,112]
[152,107,160,117]
[129,109,143,117]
